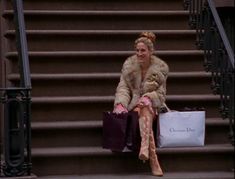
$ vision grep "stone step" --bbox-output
[31,119,231,148]
[36,172,235,179]
[6,30,196,51]
[3,10,190,30]
[6,50,205,73]
[7,72,212,96]
[31,144,234,176]
[5,0,185,11]
[30,95,221,122]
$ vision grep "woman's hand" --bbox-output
[138,96,152,107]
[137,96,154,115]
[113,103,128,114]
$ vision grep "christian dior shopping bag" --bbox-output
[157,111,205,148]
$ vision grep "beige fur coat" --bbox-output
[114,55,169,112]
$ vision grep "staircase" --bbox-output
[0,0,234,178]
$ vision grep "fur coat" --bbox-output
[114,54,169,112]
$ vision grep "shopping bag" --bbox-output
[102,111,140,152]
[125,111,141,152]
[157,111,205,148]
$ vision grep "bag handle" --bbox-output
[160,103,171,113]
[159,104,181,115]
[164,104,171,112]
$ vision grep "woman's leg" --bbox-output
[149,129,163,176]
[141,107,163,176]
[134,107,150,161]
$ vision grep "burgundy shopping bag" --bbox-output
[102,111,140,152]
[102,112,128,151]
[125,111,141,152]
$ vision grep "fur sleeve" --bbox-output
[114,74,131,108]
[143,59,169,108]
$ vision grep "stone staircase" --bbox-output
[0,0,234,178]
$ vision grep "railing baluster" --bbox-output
[186,0,234,145]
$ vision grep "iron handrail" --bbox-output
[184,0,234,145]
[207,0,234,68]
[12,0,31,88]
[0,0,32,176]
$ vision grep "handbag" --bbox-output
[157,111,205,148]
[102,111,140,152]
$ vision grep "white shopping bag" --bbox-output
[157,111,205,148]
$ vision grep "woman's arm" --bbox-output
[114,75,131,109]
[143,62,169,108]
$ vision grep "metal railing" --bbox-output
[184,0,234,145]
[0,0,32,176]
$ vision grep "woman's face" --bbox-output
[135,42,152,65]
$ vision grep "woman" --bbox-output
[113,32,169,176]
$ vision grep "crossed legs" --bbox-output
[134,106,163,176]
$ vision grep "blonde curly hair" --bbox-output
[134,32,156,52]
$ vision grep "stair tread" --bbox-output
[32,120,102,129]
[8,71,211,80]
[4,10,189,16]
[32,144,234,157]
[6,50,204,57]
[31,95,219,104]
[37,172,235,179]
[31,118,229,130]
[6,29,196,35]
